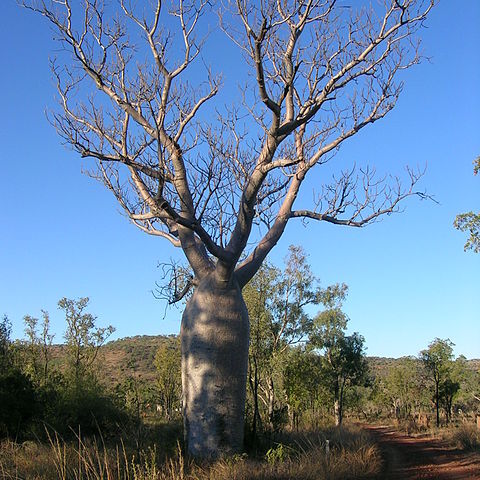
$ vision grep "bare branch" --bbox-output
[22,0,436,286]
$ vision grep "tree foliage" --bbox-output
[310,288,368,426]
[59,297,115,389]
[381,356,425,420]
[23,310,55,385]
[454,157,480,252]
[244,246,322,431]
[420,338,455,427]
[0,315,37,439]
[154,337,181,420]
[0,315,13,373]
[283,347,322,429]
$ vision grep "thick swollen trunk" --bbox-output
[181,275,249,458]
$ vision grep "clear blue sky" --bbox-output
[1,1,479,359]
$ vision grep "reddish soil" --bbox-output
[366,425,480,479]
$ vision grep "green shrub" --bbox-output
[0,369,36,439]
[265,442,294,464]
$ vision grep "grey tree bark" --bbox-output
[181,274,249,457]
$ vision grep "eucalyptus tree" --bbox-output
[382,356,424,421]
[154,338,182,421]
[23,0,435,457]
[244,246,320,431]
[0,316,13,374]
[243,262,278,437]
[23,311,55,385]
[283,347,322,430]
[420,338,455,427]
[59,297,115,390]
[310,290,368,426]
[265,246,320,429]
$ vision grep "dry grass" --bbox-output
[391,419,480,453]
[446,424,480,452]
[0,425,382,480]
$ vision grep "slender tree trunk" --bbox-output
[445,395,453,424]
[393,399,400,421]
[181,275,249,458]
[334,399,341,426]
[267,375,275,430]
[285,395,294,431]
[435,381,440,427]
[338,381,345,426]
[248,355,261,440]
[334,380,341,426]
[42,346,49,385]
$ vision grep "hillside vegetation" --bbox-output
[49,335,480,395]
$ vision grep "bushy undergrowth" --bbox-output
[449,424,480,452]
[0,369,36,439]
[0,424,381,480]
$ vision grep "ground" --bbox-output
[366,425,480,479]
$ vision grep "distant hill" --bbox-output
[45,334,177,389]
[367,355,480,381]
[100,334,178,386]
[44,335,479,389]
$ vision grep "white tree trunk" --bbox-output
[334,399,341,426]
[181,275,249,458]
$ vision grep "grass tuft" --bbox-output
[450,424,480,452]
[0,424,382,479]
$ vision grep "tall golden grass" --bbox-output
[0,425,381,480]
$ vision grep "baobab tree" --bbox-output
[23,0,434,458]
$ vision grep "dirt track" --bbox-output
[365,426,480,479]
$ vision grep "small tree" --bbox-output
[282,347,322,430]
[439,378,459,424]
[59,297,115,390]
[154,338,181,421]
[244,246,320,431]
[23,310,55,385]
[420,338,455,427]
[439,355,473,423]
[382,356,424,421]
[0,315,36,439]
[310,287,368,426]
[0,316,13,374]
[243,262,278,437]
[23,315,40,381]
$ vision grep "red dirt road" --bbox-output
[365,426,480,479]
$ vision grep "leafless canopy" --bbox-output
[23,0,434,287]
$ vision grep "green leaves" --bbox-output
[454,211,480,253]
[420,337,455,380]
[58,297,115,388]
[454,156,480,253]
[154,338,181,420]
